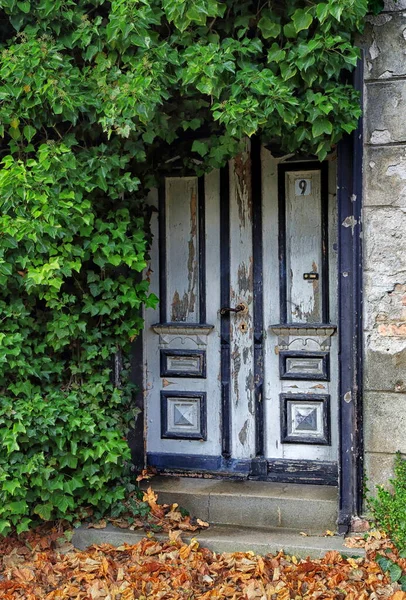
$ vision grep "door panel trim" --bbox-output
[220,165,232,459]
[198,176,207,323]
[252,138,265,464]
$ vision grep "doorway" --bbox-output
[143,141,340,485]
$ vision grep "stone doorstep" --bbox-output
[72,524,365,560]
[140,477,338,533]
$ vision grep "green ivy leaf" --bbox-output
[316,3,329,23]
[191,140,208,156]
[283,22,297,38]
[312,118,333,137]
[389,562,403,583]
[23,125,36,143]
[258,16,281,40]
[17,1,31,13]
[0,520,11,536]
[292,9,313,33]
[33,503,53,521]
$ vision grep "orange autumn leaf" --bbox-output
[0,521,403,600]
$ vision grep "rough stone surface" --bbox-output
[365,80,406,144]
[72,524,365,560]
[364,452,401,492]
[364,392,406,455]
[363,208,406,288]
[362,13,406,80]
[365,346,406,393]
[383,0,406,11]
[362,3,406,495]
[364,145,406,207]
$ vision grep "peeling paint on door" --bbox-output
[228,142,256,459]
[166,178,199,323]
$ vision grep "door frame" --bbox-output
[130,64,364,533]
[336,58,364,533]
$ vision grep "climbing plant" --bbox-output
[0,0,382,535]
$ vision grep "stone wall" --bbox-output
[362,1,406,491]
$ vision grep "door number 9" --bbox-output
[295,178,311,196]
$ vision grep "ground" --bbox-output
[1,523,406,600]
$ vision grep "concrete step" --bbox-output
[141,476,338,534]
[73,524,364,560]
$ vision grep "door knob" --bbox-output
[220,303,246,316]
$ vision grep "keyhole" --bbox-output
[299,179,307,195]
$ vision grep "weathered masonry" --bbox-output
[132,2,406,532]
[361,1,406,491]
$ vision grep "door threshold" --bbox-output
[147,453,338,485]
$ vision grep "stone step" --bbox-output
[73,524,364,560]
[141,476,338,534]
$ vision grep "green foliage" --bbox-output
[368,453,406,552]
[0,0,382,533]
[0,0,381,168]
[376,551,406,590]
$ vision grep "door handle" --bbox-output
[220,303,246,316]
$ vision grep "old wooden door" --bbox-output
[144,143,338,484]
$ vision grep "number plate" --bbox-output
[295,178,311,196]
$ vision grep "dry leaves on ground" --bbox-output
[1,524,406,600]
[87,487,209,533]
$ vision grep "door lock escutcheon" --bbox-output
[303,271,319,281]
[220,302,248,316]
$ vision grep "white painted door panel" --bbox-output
[144,174,222,458]
[262,148,338,463]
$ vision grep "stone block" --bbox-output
[72,524,366,559]
[364,391,406,454]
[364,145,406,208]
[364,346,406,392]
[384,0,406,11]
[362,276,392,332]
[364,451,399,493]
[363,207,406,286]
[208,493,337,532]
[365,80,406,144]
[362,14,406,80]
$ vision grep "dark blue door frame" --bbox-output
[336,57,364,533]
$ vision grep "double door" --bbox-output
[144,143,338,483]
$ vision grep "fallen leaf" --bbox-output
[197,518,209,528]
[87,520,107,529]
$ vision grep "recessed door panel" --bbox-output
[285,170,323,323]
[165,177,200,323]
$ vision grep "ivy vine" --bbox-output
[0,0,382,534]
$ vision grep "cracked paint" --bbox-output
[238,419,249,446]
[170,185,198,321]
[344,391,352,403]
[342,215,357,235]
